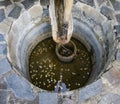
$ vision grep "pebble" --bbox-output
[84,68,88,70]
[72,72,76,75]
[87,72,90,75]
[80,68,83,70]
[68,84,71,86]
[36,61,39,64]
[40,75,43,78]
[36,77,38,80]
[30,71,32,73]
[83,76,85,78]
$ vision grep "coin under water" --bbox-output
[29,37,92,91]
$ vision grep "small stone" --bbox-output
[72,72,76,75]
[83,76,85,78]
[87,72,90,75]
[84,68,88,70]
[36,77,38,80]
[36,61,39,64]
[43,82,46,86]
[39,66,42,69]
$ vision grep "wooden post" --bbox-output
[49,0,73,44]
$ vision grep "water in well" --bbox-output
[29,37,93,92]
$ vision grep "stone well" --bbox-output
[6,2,116,92]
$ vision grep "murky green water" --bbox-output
[29,37,92,92]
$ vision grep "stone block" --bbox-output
[110,1,120,11]
[0,19,12,34]
[39,92,57,104]
[0,90,8,104]
[22,0,37,9]
[79,79,102,102]
[0,9,5,22]
[0,44,7,55]
[98,93,120,104]
[28,4,42,20]
[100,6,114,20]
[0,58,11,76]
[8,6,21,19]
[6,74,36,100]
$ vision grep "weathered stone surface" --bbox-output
[0,19,12,34]
[98,93,120,104]
[110,0,120,11]
[0,58,11,76]
[0,90,8,104]
[79,79,102,102]
[28,4,42,20]
[39,92,57,104]
[8,6,21,19]
[0,34,5,42]
[6,74,36,100]
[0,44,7,55]
[22,0,36,9]
[116,14,120,24]
[100,6,114,20]
[0,9,5,22]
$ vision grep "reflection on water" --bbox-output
[29,37,92,91]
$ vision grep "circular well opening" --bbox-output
[29,36,93,92]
